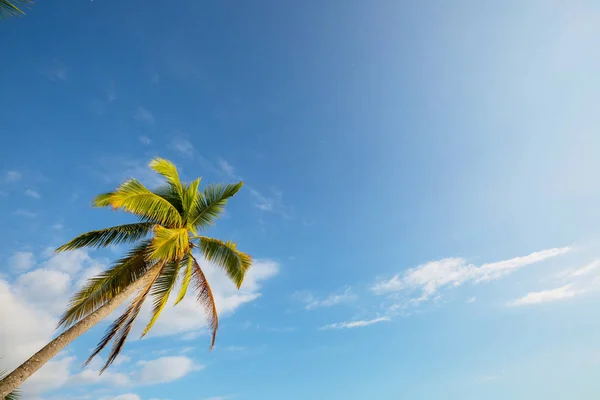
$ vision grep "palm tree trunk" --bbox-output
[0,263,162,399]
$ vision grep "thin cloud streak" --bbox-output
[320,317,390,330]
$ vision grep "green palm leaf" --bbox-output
[175,252,194,305]
[57,241,152,329]
[198,237,251,289]
[181,178,201,223]
[85,262,162,372]
[191,255,218,349]
[0,0,32,19]
[141,260,181,337]
[56,222,154,252]
[93,179,183,227]
[149,157,184,200]
[148,226,190,261]
[154,184,184,215]
[188,182,243,232]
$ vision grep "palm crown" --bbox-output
[56,158,251,372]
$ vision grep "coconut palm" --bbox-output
[0,0,32,19]
[0,158,252,398]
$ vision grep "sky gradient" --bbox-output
[2,1,600,399]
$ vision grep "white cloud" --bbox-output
[0,276,75,397]
[112,354,132,366]
[506,258,600,307]
[295,287,357,310]
[134,106,155,124]
[467,296,476,303]
[556,260,600,279]
[24,188,41,199]
[52,223,64,230]
[370,247,571,302]
[320,317,390,330]
[136,356,201,385]
[13,209,37,218]
[101,395,141,400]
[4,170,21,182]
[248,188,293,218]
[20,356,75,396]
[0,249,109,397]
[169,136,195,157]
[9,251,35,272]
[69,365,129,387]
[218,159,236,178]
[139,135,152,145]
[92,156,163,188]
[508,285,579,306]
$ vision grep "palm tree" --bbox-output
[0,158,252,398]
[0,0,32,19]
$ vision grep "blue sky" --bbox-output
[2,1,600,399]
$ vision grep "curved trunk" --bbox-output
[0,263,162,399]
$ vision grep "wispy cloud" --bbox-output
[24,188,41,199]
[295,287,357,310]
[107,80,116,102]
[213,158,294,219]
[202,397,231,400]
[9,251,35,272]
[134,106,155,124]
[13,209,37,218]
[169,136,195,157]
[218,158,237,179]
[136,356,202,385]
[555,260,600,279]
[149,70,160,84]
[508,285,579,306]
[507,259,600,307]
[320,317,390,330]
[44,59,68,81]
[139,135,152,146]
[249,188,293,218]
[4,170,21,183]
[91,156,163,188]
[370,247,571,303]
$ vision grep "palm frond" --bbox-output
[175,252,194,305]
[148,226,189,262]
[93,179,183,227]
[181,178,201,223]
[191,255,218,349]
[86,263,163,372]
[56,222,154,252]
[140,260,181,337]
[58,241,152,329]
[149,158,184,199]
[154,184,183,215]
[187,182,243,232]
[197,237,252,289]
[0,0,32,19]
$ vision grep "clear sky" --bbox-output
[2,1,600,399]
